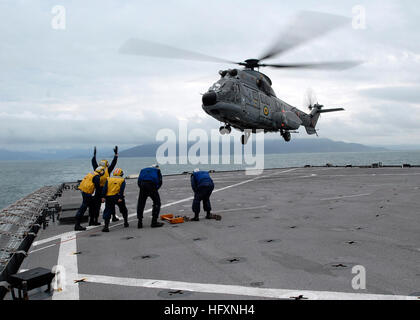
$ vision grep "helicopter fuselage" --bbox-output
[202,69,316,141]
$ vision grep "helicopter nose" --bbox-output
[202,91,217,106]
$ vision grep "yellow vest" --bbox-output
[99,168,110,187]
[106,176,124,196]
[79,172,99,194]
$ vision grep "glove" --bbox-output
[93,146,97,157]
[114,146,118,155]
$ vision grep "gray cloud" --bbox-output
[360,86,420,103]
[0,0,419,150]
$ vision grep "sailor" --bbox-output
[91,145,119,224]
[75,166,105,231]
[101,168,129,232]
[137,164,164,229]
[190,168,215,221]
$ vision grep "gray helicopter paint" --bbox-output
[202,69,335,138]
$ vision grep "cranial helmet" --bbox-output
[113,168,124,177]
[99,160,109,168]
[95,166,105,176]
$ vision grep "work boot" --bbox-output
[75,224,86,231]
[93,218,101,226]
[137,220,143,229]
[75,216,86,231]
[151,218,164,228]
[102,220,110,232]
[88,219,94,226]
[112,215,120,222]
[124,220,129,228]
[205,211,212,219]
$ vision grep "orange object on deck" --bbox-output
[160,214,184,224]
[169,217,184,224]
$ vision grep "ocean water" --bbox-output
[0,151,419,210]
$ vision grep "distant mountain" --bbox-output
[119,138,387,158]
[0,139,388,161]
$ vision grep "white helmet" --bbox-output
[95,166,105,176]
[193,168,200,173]
[151,164,160,169]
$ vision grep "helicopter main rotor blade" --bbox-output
[258,11,351,62]
[261,60,362,70]
[120,38,238,64]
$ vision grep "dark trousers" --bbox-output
[137,181,161,220]
[192,185,214,215]
[103,196,128,221]
[76,192,98,222]
[92,196,102,221]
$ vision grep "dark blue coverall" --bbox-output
[91,154,118,221]
[137,167,163,223]
[191,171,214,219]
[102,179,127,221]
[75,175,101,225]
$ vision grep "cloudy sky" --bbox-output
[0,0,419,151]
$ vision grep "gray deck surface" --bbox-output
[9,167,420,300]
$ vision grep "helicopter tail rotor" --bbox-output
[303,88,319,111]
[303,89,344,134]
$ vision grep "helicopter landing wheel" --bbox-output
[241,132,251,145]
[219,125,231,135]
[282,131,291,142]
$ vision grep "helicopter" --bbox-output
[120,11,361,144]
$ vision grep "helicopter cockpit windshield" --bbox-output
[210,80,235,102]
[209,82,223,92]
[209,80,233,91]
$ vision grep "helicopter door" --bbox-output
[246,88,259,109]
[234,84,242,105]
[259,93,272,120]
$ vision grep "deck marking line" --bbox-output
[33,168,299,245]
[52,232,79,300]
[29,243,56,254]
[40,169,299,300]
[79,274,418,300]
[320,193,371,201]
[213,205,267,214]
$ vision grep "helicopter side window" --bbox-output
[234,84,241,104]
[242,87,252,104]
[209,82,223,92]
[252,91,259,101]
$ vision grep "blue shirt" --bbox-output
[191,171,214,192]
[138,167,162,189]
